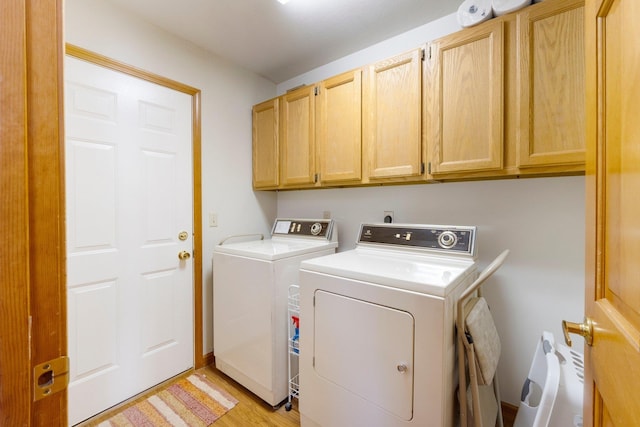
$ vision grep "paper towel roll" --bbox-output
[492,0,532,16]
[457,0,494,28]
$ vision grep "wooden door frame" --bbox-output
[64,44,206,370]
[1,0,67,424]
[583,0,598,424]
[1,0,36,425]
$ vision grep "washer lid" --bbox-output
[300,247,477,297]
[214,238,338,261]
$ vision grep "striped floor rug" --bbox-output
[98,374,238,427]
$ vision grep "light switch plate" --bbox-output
[209,212,218,227]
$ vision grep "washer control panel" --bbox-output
[272,219,334,239]
[358,223,476,256]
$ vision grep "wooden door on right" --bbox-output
[583,0,640,425]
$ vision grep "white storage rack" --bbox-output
[285,284,300,411]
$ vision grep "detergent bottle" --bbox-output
[291,315,300,354]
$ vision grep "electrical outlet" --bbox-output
[209,212,218,227]
[384,211,394,223]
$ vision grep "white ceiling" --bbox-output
[106,0,458,84]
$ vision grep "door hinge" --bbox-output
[314,86,319,96]
[33,356,70,401]
[421,48,425,61]
[428,44,432,60]
[421,162,425,174]
[428,162,432,174]
[314,173,319,183]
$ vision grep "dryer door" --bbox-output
[314,290,415,420]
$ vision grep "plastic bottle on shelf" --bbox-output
[291,315,300,354]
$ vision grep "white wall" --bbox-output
[64,0,278,356]
[275,14,586,406]
[277,178,585,406]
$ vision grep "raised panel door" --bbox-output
[428,20,504,175]
[363,48,423,181]
[65,56,194,425]
[517,0,585,168]
[280,85,316,187]
[584,0,640,425]
[252,98,279,189]
[317,69,362,184]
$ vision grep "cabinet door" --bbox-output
[252,98,279,189]
[280,85,316,187]
[428,20,504,174]
[364,48,423,180]
[517,0,585,168]
[317,69,362,184]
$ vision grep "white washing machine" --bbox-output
[299,223,478,427]
[213,218,337,407]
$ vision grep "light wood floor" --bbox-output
[198,365,300,427]
[77,365,516,427]
[78,365,300,427]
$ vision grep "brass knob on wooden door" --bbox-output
[178,251,191,260]
[562,317,594,347]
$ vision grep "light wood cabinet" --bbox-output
[363,48,424,182]
[427,20,505,175]
[252,98,279,189]
[317,69,363,184]
[280,85,316,187]
[279,70,363,189]
[252,0,585,190]
[426,0,585,179]
[516,0,585,168]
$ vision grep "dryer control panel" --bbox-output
[357,224,476,256]
[272,219,334,240]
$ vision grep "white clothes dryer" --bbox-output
[213,218,337,407]
[298,223,478,427]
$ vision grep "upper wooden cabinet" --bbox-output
[278,70,363,189]
[280,85,316,187]
[268,69,363,189]
[317,69,362,184]
[516,0,585,168]
[427,20,505,175]
[363,48,424,182]
[252,0,585,190]
[252,98,279,189]
[426,0,585,178]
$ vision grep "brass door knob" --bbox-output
[562,317,593,347]
[178,251,191,260]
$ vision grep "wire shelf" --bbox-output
[285,284,300,411]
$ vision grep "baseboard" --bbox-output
[203,351,214,367]
[501,401,519,427]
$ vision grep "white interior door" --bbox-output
[64,56,194,425]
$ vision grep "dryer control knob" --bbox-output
[438,231,458,248]
[311,222,323,236]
